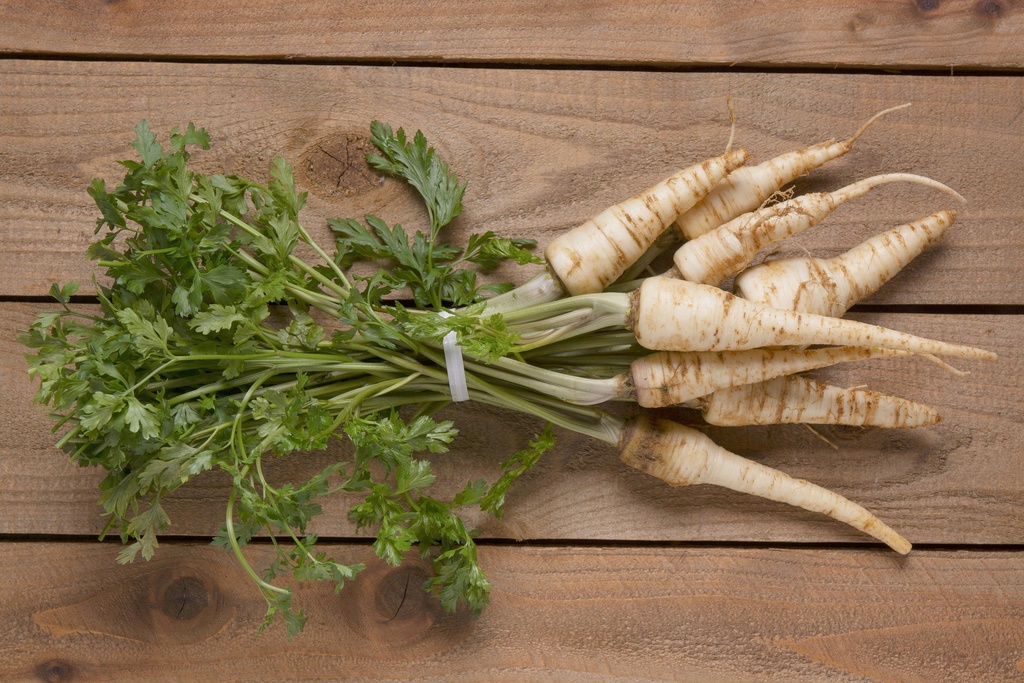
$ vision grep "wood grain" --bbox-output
[2,60,1022,303]
[1,1,1023,69]
[1,542,1022,682]
[2,5,1022,680]
[5,302,1021,546]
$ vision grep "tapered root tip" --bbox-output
[619,416,915,555]
[853,510,912,554]
[920,354,971,377]
[845,102,912,146]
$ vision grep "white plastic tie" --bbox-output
[438,312,469,402]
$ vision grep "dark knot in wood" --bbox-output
[975,0,1005,18]
[160,576,209,621]
[338,557,476,654]
[300,132,383,198]
[375,564,429,622]
[35,659,73,683]
[143,565,232,644]
[915,0,940,11]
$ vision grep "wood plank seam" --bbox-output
[4,52,1024,77]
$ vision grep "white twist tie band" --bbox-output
[438,312,469,402]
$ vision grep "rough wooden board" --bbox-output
[1,1,1023,69]
[1,60,1023,303]
[1,542,1022,682]
[0,5,1019,677]
[5,302,1021,545]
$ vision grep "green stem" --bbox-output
[251,454,315,561]
[519,330,641,358]
[464,356,625,405]
[479,270,565,315]
[501,292,630,327]
[229,371,277,465]
[228,244,346,310]
[406,343,620,441]
[225,487,289,597]
[512,312,631,352]
[218,218,347,315]
[294,222,352,292]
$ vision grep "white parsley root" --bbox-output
[699,374,942,429]
[618,415,912,554]
[734,209,958,317]
[672,103,911,240]
[708,209,962,433]
[672,174,963,287]
[629,346,912,408]
[544,148,749,295]
[629,276,995,361]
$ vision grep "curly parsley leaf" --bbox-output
[328,214,541,309]
[366,121,464,236]
[335,123,542,309]
[132,120,165,168]
[482,423,556,519]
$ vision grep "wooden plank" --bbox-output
[2,61,1023,303]
[4,302,1021,546]
[0,542,1022,682]
[1,1,1023,69]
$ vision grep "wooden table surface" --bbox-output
[2,2,1023,681]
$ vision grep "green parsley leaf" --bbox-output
[482,424,556,519]
[366,121,465,236]
[132,120,164,168]
[189,304,248,335]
